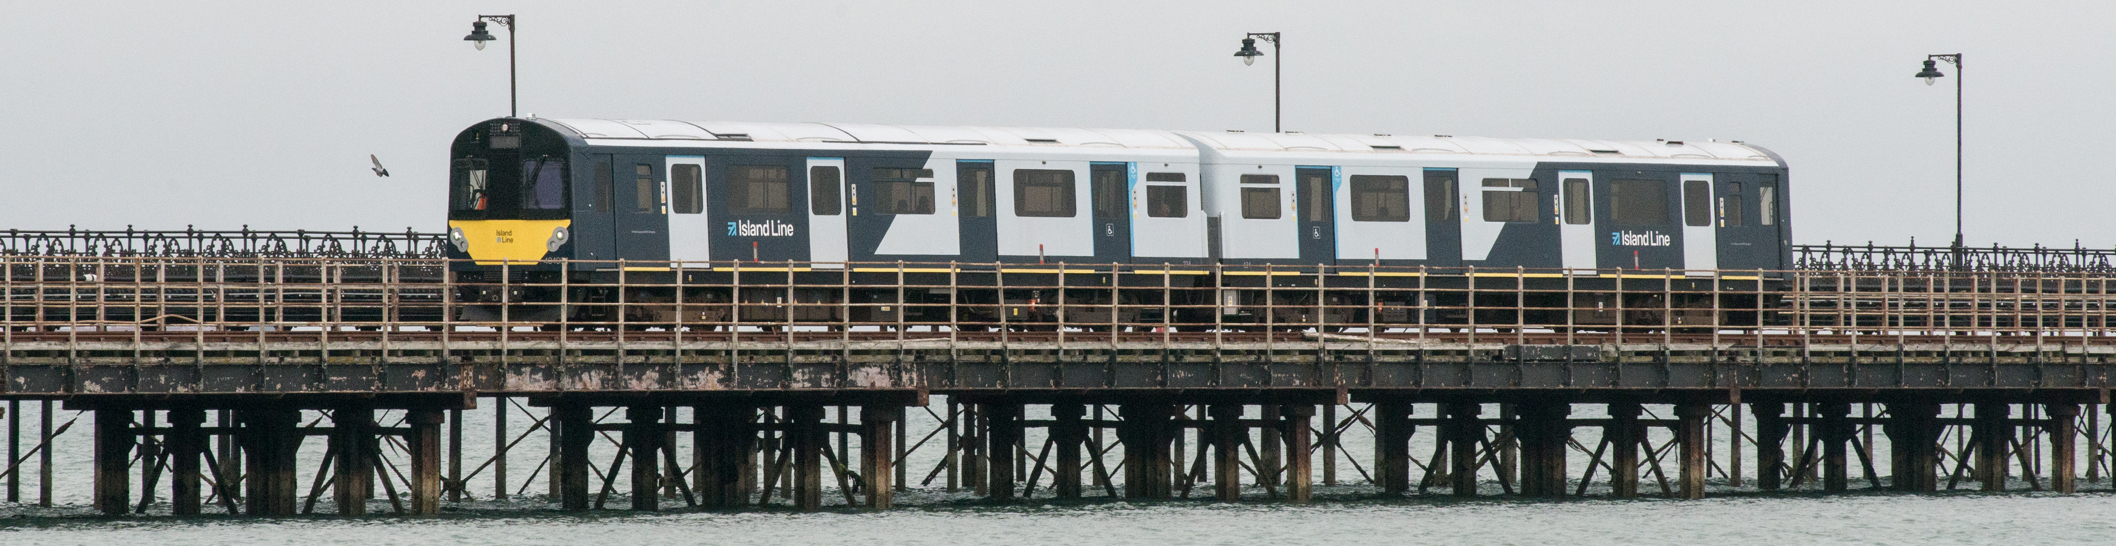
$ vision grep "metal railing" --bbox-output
[1793,241,2116,273]
[0,227,445,259]
[5,257,2113,350]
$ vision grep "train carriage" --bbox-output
[444,117,1790,330]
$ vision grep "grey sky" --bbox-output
[4,1,2109,248]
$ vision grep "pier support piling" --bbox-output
[1374,400,1413,495]
[860,405,899,509]
[1515,401,1570,498]
[1283,404,1314,503]
[1119,403,1174,499]
[1886,402,1940,492]
[332,406,376,516]
[1676,402,1709,499]
[790,405,825,511]
[241,408,301,516]
[1210,404,1243,502]
[1051,403,1085,500]
[984,402,1022,501]
[555,404,593,511]
[626,405,663,511]
[94,408,134,516]
[1819,403,1851,492]
[1445,402,1481,497]
[168,409,206,516]
[409,409,443,516]
[2048,403,2079,494]
[697,405,756,508]
[1753,402,1787,491]
[1608,402,1641,498]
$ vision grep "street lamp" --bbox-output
[464,15,518,117]
[1232,32,1281,133]
[1913,53,1962,266]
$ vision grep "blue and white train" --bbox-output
[445,117,1790,328]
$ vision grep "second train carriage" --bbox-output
[444,117,1790,329]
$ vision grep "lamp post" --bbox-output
[464,15,518,117]
[1232,32,1281,133]
[1914,53,1963,267]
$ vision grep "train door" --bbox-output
[1090,163,1133,263]
[1296,166,1336,264]
[1557,170,1595,271]
[1421,169,1461,266]
[1680,173,1716,273]
[663,156,708,263]
[806,158,847,266]
[613,155,670,262]
[571,155,618,261]
[1716,172,1781,270]
[957,160,998,264]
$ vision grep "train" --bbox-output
[444,117,1791,330]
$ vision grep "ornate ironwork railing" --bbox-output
[0,226,445,259]
[1794,241,2116,273]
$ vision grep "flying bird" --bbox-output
[370,155,391,177]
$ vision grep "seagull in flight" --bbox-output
[370,155,391,177]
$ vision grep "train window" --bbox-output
[962,167,994,218]
[1563,178,1591,225]
[872,181,935,215]
[1241,187,1281,219]
[809,166,842,215]
[634,164,656,213]
[451,158,489,211]
[729,165,791,214]
[1759,178,1778,226]
[1298,171,1329,222]
[1147,186,1187,218]
[1146,172,1186,182]
[1241,174,1278,185]
[1725,195,1745,226]
[1611,179,1668,225]
[1349,175,1410,222]
[1092,169,1126,218]
[871,167,934,215]
[1480,178,1538,223]
[1013,169,1077,217]
[1423,171,1456,221]
[1683,180,1711,227]
[671,164,703,214]
[593,161,612,212]
[520,158,566,211]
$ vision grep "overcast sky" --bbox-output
[4,1,2110,248]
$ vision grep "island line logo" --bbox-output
[728,220,797,237]
[1610,230,1672,247]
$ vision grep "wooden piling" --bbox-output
[984,402,1022,500]
[241,408,301,516]
[860,405,899,509]
[1051,403,1085,500]
[1260,404,1282,488]
[1752,402,1786,491]
[1447,402,1481,497]
[1210,404,1243,502]
[494,396,508,501]
[1321,403,1337,487]
[6,400,17,503]
[409,409,444,516]
[1516,401,1570,497]
[1608,402,1641,498]
[555,404,593,511]
[789,405,825,511]
[448,408,462,503]
[1119,403,1175,499]
[94,408,134,516]
[1374,400,1413,495]
[626,405,663,511]
[1886,402,1940,492]
[333,406,375,515]
[1676,402,1709,499]
[1974,402,2010,491]
[1283,404,1314,503]
[1819,403,1851,492]
[698,404,757,508]
[2048,403,2079,494]
[168,409,206,516]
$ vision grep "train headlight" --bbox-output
[546,226,570,252]
[449,227,468,252]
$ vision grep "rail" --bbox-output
[4,257,2112,348]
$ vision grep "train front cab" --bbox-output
[445,118,597,322]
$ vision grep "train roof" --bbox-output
[537,118,1776,162]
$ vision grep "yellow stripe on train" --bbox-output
[450,219,570,265]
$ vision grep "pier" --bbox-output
[3,250,2114,515]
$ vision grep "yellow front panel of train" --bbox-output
[450,219,570,265]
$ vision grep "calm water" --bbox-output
[3,492,2114,545]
